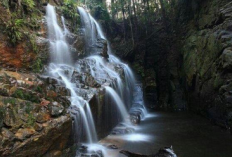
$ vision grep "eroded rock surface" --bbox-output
[0,70,72,157]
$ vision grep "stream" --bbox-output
[101,111,232,157]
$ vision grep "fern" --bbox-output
[22,0,35,10]
[4,18,24,45]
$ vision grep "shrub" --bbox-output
[4,18,24,45]
[22,0,35,10]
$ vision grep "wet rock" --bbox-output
[34,123,43,132]
[0,85,9,96]
[36,109,51,123]
[4,116,72,157]
[1,128,15,141]
[130,114,141,125]
[0,108,3,128]
[48,101,64,117]
[120,146,177,157]
[3,106,23,129]
[1,128,16,148]
[46,90,58,99]
[15,128,36,140]
[54,86,71,96]
[46,150,62,157]
[111,127,135,135]
[107,144,118,149]
[222,48,232,69]
[226,95,232,104]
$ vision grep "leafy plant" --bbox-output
[62,0,78,19]
[3,98,16,105]
[1,0,9,9]
[32,58,43,73]
[27,113,36,126]
[22,0,35,10]
[25,102,32,114]
[62,0,80,31]
[4,18,24,45]
[29,35,38,53]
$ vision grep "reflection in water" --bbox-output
[109,133,154,142]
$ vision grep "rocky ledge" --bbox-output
[0,52,126,156]
[0,69,72,157]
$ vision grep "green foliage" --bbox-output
[22,0,35,10]
[133,63,145,78]
[3,98,16,105]
[25,102,32,114]
[1,0,9,9]
[94,4,110,21]
[34,86,43,93]
[4,18,24,45]
[62,0,80,31]
[12,89,25,99]
[32,58,43,73]
[27,113,36,126]
[86,0,110,21]
[62,0,79,20]
[29,35,38,53]
[12,89,40,103]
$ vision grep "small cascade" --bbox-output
[105,86,129,121]
[77,6,147,122]
[45,4,97,144]
[86,55,123,97]
[108,54,148,119]
[46,4,72,65]
[61,16,70,35]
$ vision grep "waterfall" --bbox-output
[46,4,73,65]
[105,86,129,121]
[46,4,97,144]
[78,6,147,120]
[45,4,148,156]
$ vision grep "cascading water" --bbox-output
[105,86,129,121]
[108,54,148,119]
[46,4,72,65]
[45,4,148,156]
[45,4,97,144]
[78,6,147,121]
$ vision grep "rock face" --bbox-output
[109,0,232,129]
[179,0,232,128]
[0,70,72,157]
[0,1,49,71]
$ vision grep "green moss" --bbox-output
[22,0,35,11]
[213,74,224,90]
[3,18,24,45]
[12,89,40,103]
[62,0,80,32]
[3,98,16,105]
[34,86,43,93]
[32,58,43,73]
[27,113,36,126]
[12,89,24,99]
[25,102,32,114]
[29,35,39,53]
[133,63,145,78]
[1,0,9,9]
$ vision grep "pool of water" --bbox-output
[100,111,232,157]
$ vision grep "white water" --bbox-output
[105,86,129,121]
[46,4,97,144]
[61,16,70,35]
[86,55,124,97]
[46,4,72,65]
[78,5,148,124]
[46,4,149,156]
